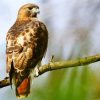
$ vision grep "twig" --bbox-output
[0,54,100,88]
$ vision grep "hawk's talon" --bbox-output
[34,67,39,77]
[4,76,9,80]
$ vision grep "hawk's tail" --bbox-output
[16,76,31,99]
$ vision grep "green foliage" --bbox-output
[29,66,94,100]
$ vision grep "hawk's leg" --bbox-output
[34,67,39,77]
[34,60,41,77]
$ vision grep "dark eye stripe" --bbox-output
[28,7,33,10]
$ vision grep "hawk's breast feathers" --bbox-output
[6,19,48,72]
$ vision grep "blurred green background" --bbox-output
[0,0,100,100]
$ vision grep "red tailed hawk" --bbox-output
[6,3,48,98]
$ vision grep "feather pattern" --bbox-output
[6,3,48,98]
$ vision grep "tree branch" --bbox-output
[0,54,100,88]
[0,77,10,88]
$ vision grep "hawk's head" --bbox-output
[17,3,40,20]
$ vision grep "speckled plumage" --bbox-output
[6,3,48,98]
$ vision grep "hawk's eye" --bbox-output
[28,7,33,10]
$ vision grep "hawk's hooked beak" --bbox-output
[32,8,40,14]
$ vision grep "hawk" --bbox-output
[6,3,48,98]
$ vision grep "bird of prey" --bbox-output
[6,3,48,98]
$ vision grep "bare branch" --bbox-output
[0,77,10,88]
[0,54,100,88]
[38,54,100,75]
